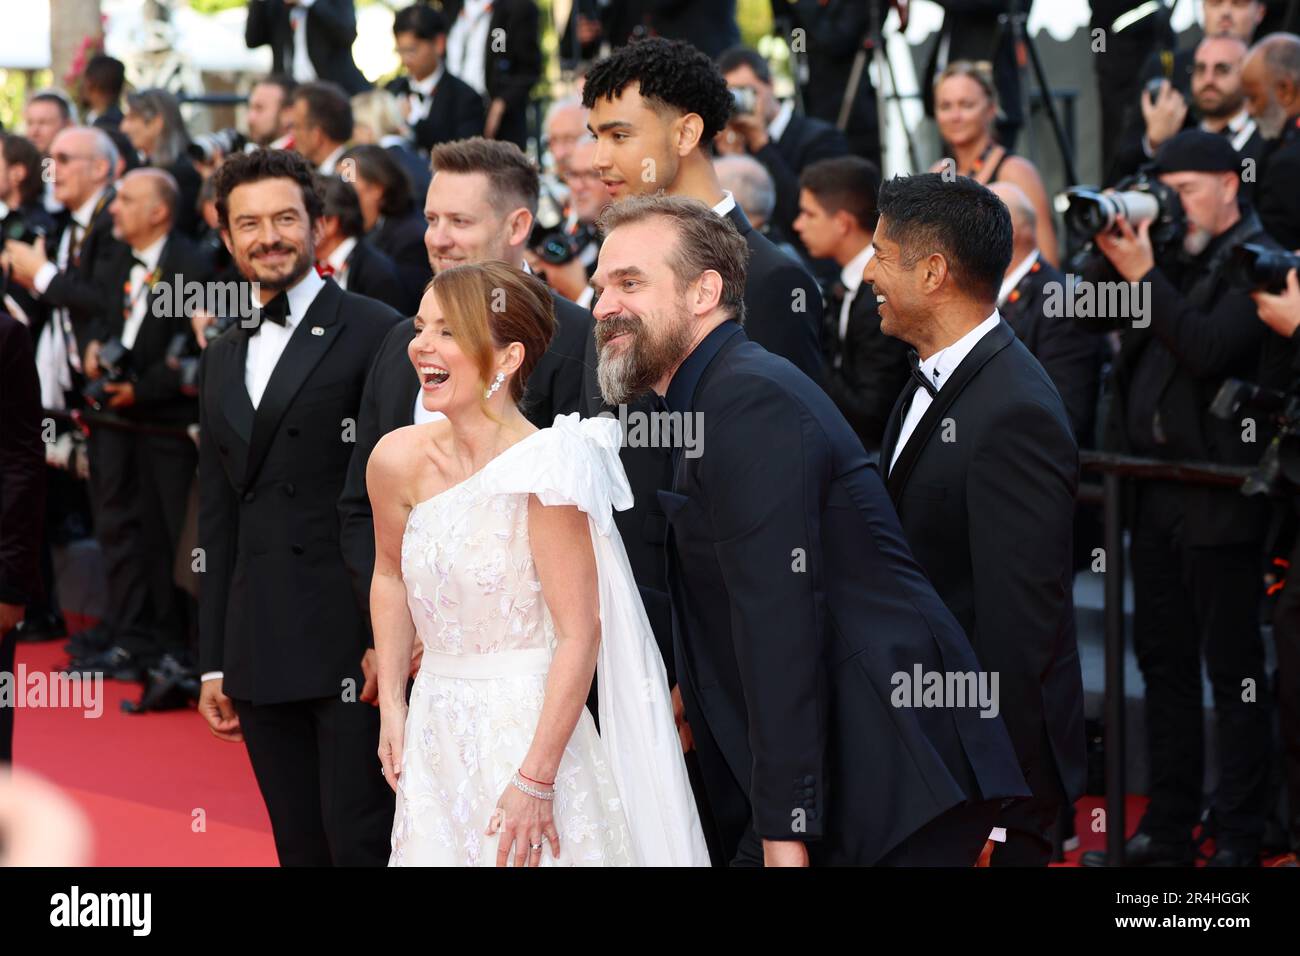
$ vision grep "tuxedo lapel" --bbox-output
[245,280,345,486]
[885,320,1016,500]
[878,384,914,472]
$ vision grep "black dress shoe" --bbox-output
[122,655,200,713]
[1207,847,1258,867]
[1080,832,1195,867]
[13,612,67,643]
[65,623,113,657]
[64,645,145,683]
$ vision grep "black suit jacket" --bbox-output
[340,238,414,315]
[658,323,1027,864]
[724,205,824,382]
[386,72,485,152]
[440,0,541,149]
[821,280,910,451]
[337,288,592,632]
[385,141,432,208]
[369,209,432,314]
[879,319,1087,824]
[999,256,1103,445]
[0,311,46,607]
[1258,115,1300,249]
[245,0,371,94]
[198,279,401,704]
[95,231,215,425]
[753,111,849,253]
[42,188,132,356]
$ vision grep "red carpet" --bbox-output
[11,634,276,866]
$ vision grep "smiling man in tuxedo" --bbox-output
[197,149,400,865]
[871,172,1085,866]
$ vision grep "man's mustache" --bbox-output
[596,313,643,348]
[251,243,295,259]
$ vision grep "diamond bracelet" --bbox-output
[512,773,555,801]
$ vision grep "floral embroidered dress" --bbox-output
[389,417,637,866]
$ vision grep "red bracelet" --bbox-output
[518,769,554,788]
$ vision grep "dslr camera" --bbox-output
[1227,243,1300,293]
[1060,171,1187,253]
[81,338,134,412]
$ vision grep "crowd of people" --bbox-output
[1,0,1300,867]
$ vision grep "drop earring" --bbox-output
[484,371,505,399]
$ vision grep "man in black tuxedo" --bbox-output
[793,156,908,454]
[244,0,371,95]
[343,144,433,306]
[197,149,399,865]
[990,181,1101,444]
[872,173,1085,867]
[387,4,485,153]
[717,47,849,266]
[0,308,46,762]
[1244,33,1300,248]
[591,193,1028,866]
[81,55,126,131]
[441,0,541,150]
[338,137,590,632]
[583,37,824,382]
[1109,34,1267,196]
[290,81,353,175]
[68,170,215,691]
[315,175,411,313]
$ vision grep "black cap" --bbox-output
[1148,129,1241,174]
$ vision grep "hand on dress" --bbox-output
[378,704,406,793]
[487,778,561,867]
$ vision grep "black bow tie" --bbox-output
[907,349,939,399]
[251,293,290,333]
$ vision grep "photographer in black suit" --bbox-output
[386,4,485,153]
[245,0,371,95]
[338,138,590,634]
[793,156,908,454]
[583,37,824,381]
[716,46,849,266]
[1079,131,1279,866]
[592,194,1028,866]
[873,173,1085,867]
[68,170,214,698]
[314,175,411,314]
[442,0,542,149]
[0,134,58,333]
[197,149,399,865]
[990,181,1102,443]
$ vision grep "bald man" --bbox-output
[990,181,1102,445]
[1244,33,1300,248]
[66,167,215,707]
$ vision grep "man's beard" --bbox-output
[1257,101,1289,140]
[596,306,693,406]
[242,240,313,292]
[1184,224,1213,257]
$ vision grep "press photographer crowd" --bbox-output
[2,0,1300,871]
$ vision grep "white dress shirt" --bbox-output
[447,0,493,97]
[888,311,1002,474]
[1206,107,1256,154]
[405,66,443,128]
[244,267,327,409]
[710,190,737,218]
[317,144,347,176]
[324,235,357,291]
[768,99,795,144]
[835,243,874,367]
[120,234,168,349]
[996,249,1040,308]
[290,0,318,83]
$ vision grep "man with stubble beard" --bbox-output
[196,148,400,866]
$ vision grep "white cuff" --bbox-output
[989,827,1007,843]
[33,262,59,296]
[1141,134,1155,158]
[200,671,224,683]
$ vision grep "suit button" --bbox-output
[291,544,304,556]
[243,491,255,502]
[287,427,300,437]
[283,483,296,497]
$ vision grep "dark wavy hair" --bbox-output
[1,134,46,207]
[339,143,415,218]
[581,38,734,143]
[213,148,324,231]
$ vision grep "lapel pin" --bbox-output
[311,326,324,336]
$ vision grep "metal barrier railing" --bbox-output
[1078,450,1256,866]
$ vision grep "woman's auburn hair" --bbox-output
[426,261,557,405]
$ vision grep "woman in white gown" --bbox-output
[367,262,708,867]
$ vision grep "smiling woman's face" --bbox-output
[408,286,483,415]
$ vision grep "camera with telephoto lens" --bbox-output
[730,86,758,116]
[1060,172,1186,251]
[1211,378,1300,497]
[188,128,247,164]
[1227,242,1300,294]
[81,338,134,412]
